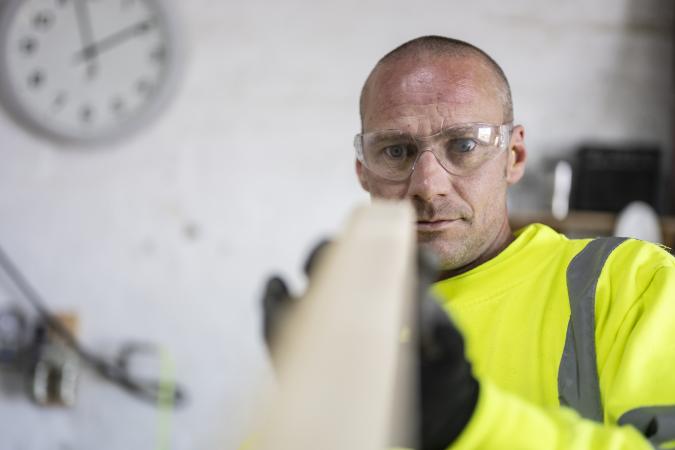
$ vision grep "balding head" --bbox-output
[359,36,513,131]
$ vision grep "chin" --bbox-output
[417,237,476,272]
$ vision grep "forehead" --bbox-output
[362,54,504,134]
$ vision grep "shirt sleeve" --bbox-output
[449,378,654,449]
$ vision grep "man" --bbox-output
[351,35,675,448]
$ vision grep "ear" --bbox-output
[355,159,370,192]
[506,125,527,185]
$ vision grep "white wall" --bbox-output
[0,0,671,449]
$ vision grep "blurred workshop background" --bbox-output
[0,0,672,449]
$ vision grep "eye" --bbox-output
[383,144,411,160]
[449,138,477,153]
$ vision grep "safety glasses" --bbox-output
[354,122,513,182]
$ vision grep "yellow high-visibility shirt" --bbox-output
[432,223,675,449]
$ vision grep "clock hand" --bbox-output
[73,17,158,64]
[73,0,98,78]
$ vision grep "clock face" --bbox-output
[0,0,182,144]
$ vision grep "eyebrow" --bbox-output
[368,124,482,139]
[368,130,409,139]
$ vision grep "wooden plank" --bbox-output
[252,201,417,450]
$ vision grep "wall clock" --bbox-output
[0,0,183,145]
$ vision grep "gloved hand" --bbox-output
[261,240,330,362]
[260,242,479,450]
[261,275,294,367]
[417,251,479,450]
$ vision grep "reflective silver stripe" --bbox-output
[558,237,627,422]
[619,406,675,446]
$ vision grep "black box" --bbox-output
[570,144,662,213]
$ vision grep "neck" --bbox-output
[436,216,514,281]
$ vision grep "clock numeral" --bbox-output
[111,97,126,116]
[137,21,154,35]
[150,46,166,65]
[27,70,45,89]
[19,37,38,56]
[32,11,55,32]
[52,92,68,110]
[136,79,154,96]
[80,105,94,124]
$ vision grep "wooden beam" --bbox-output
[252,201,417,450]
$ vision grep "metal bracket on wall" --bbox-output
[29,313,80,407]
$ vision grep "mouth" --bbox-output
[415,219,459,232]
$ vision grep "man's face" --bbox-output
[357,54,526,271]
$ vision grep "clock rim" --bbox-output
[0,0,186,147]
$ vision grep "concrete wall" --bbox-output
[0,0,671,448]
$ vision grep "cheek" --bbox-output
[367,178,410,200]
[457,164,509,217]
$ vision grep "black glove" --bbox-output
[261,239,330,362]
[417,251,479,450]
[261,275,294,365]
[260,243,478,450]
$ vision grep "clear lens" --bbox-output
[355,123,511,181]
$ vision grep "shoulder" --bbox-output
[605,238,675,273]
[595,238,675,333]
[613,238,674,295]
[514,223,591,264]
[586,237,674,301]
[510,226,674,285]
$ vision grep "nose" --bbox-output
[407,150,452,201]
